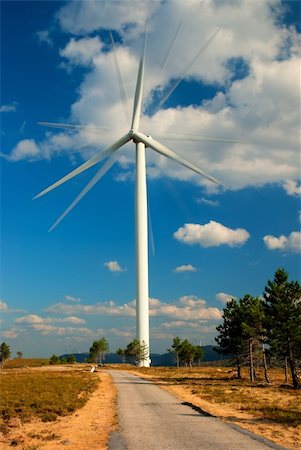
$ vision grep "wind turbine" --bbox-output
[34,32,225,367]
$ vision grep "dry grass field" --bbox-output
[1,362,300,449]
[125,366,301,449]
[0,365,116,449]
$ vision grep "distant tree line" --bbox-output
[215,268,301,388]
[167,337,204,368]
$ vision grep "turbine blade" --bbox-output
[49,153,118,232]
[134,131,225,188]
[155,27,221,112]
[109,31,130,122]
[160,21,183,71]
[33,133,130,199]
[37,122,113,134]
[131,29,147,130]
[155,132,247,144]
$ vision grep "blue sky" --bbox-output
[1,0,300,358]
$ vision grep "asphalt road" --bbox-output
[108,370,287,450]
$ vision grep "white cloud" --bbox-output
[60,37,103,66]
[64,295,81,303]
[45,300,137,317]
[15,314,86,325]
[216,292,235,303]
[30,324,92,336]
[57,0,157,36]
[0,300,9,312]
[6,139,41,162]
[174,221,250,247]
[45,295,221,321]
[0,102,17,113]
[283,180,301,197]
[104,260,126,272]
[174,264,197,273]
[161,321,200,329]
[196,197,219,207]
[1,328,20,339]
[263,231,301,253]
[6,1,300,194]
[36,30,53,47]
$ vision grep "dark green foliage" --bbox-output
[263,268,301,388]
[49,354,60,365]
[0,342,11,369]
[215,298,244,378]
[125,339,148,364]
[116,348,126,363]
[216,268,301,387]
[168,337,204,368]
[89,338,109,364]
[66,354,76,364]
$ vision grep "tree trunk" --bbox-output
[249,340,255,382]
[262,341,269,383]
[284,357,288,384]
[288,342,299,389]
[236,356,242,380]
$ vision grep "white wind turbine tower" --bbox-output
[34,31,227,367]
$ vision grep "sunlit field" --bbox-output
[0,368,99,432]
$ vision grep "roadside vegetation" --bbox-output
[0,369,99,432]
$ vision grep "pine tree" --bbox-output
[0,342,11,369]
[263,268,301,389]
[167,336,182,368]
[125,339,148,365]
[239,295,269,382]
[89,338,109,364]
[215,298,244,379]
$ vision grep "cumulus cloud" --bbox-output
[216,292,235,303]
[5,139,41,162]
[174,221,250,247]
[36,30,53,47]
[0,102,17,113]
[1,328,20,339]
[6,1,300,194]
[29,324,92,336]
[60,37,103,66]
[57,0,157,36]
[64,295,81,302]
[0,300,9,312]
[15,314,86,325]
[263,231,301,253]
[174,264,197,273]
[283,180,301,197]
[104,260,126,272]
[45,295,221,321]
[196,197,219,207]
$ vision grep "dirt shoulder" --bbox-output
[0,370,117,450]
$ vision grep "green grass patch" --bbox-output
[0,369,99,425]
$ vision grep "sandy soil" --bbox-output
[0,370,117,450]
